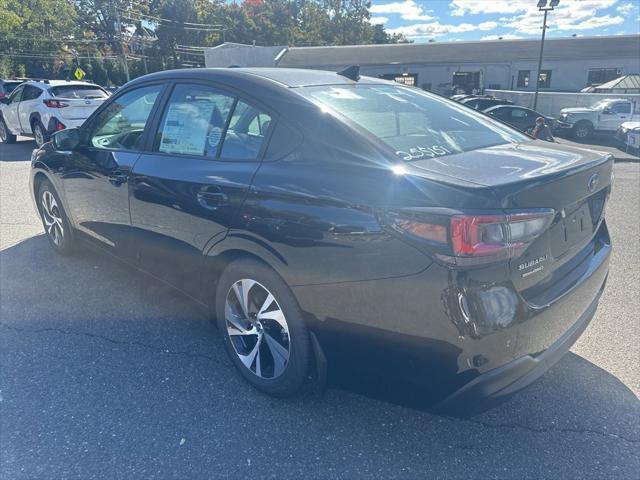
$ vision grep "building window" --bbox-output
[517,70,530,88]
[379,73,417,87]
[587,68,620,86]
[538,70,552,88]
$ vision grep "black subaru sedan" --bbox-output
[30,68,612,415]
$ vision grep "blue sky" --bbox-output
[369,0,640,42]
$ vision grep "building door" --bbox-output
[452,71,480,94]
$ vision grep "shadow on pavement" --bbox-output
[1,235,639,478]
[0,138,36,162]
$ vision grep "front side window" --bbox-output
[90,85,162,151]
[611,103,631,114]
[298,85,527,161]
[8,86,24,104]
[156,84,234,157]
[220,100,272,160]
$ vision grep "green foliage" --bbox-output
[1,0,407,83]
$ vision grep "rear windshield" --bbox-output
[298,85,527,161]
[3,82,21,93]
[48,85,108,99]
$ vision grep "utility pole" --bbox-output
[114,6,130,82]
[533,0,559,111]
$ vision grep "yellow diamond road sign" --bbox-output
[73,67,85,81]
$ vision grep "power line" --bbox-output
[118,7,223,28]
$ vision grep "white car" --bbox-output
[0,80,109,147]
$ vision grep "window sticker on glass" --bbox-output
[159,101,218,156]
[395,145,453,161]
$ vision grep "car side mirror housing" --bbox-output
[52,127,81,151]
[602,107,613,115]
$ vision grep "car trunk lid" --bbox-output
[55,97,105,120]
[408,140,613,294]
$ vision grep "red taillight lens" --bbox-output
[0,93,6,99]
[54,121,66,131]
[44,99,68,108]
[451,215,508,258]
[390,209,554,266]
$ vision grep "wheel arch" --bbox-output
[29,112,43,128]
[202,245,287,312]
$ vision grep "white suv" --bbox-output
[0,80,109,146]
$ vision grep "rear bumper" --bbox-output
[46,117,86,133]
[434,278,604,417]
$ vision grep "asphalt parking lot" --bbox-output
[1,138,639,479]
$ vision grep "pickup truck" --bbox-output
[555,98,639,140]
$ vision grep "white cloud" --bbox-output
[450,0,530,17]
[387,20,501,39]
[478,21,498,31]
[480,33,523,40]
[369,16,389,25]
[616,2,638,15]
[370,1,434,21]
[489,0,625,35]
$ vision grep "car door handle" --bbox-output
[108,172,128,186]
[197,190,229,210]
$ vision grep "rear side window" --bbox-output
[298,85,527,161]
[220,100,272,160]
[510,108,528,118]
[49,85,108,99]
[156,84,234,158]
[22,85,42,101]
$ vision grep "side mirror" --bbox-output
[52,127,80,151]
[602,107,614,115]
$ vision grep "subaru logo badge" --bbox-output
[587,172,600,193]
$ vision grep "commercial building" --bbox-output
[204,35,640,95]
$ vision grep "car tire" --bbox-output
[0,117,16,144]
[215,258,311,397]
[37,180,76,255]
[32,120,48,148]
[573,121,593,141]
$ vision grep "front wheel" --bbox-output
[32,120,48,148]
[37,180,76,255]
[0,117,16,144]
[215,259,311,397]
[573,121,593,140]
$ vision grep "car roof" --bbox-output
[23,80,101,88]
[484,105,540,114]
[128,67,391,89]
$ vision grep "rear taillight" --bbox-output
[389,209,554,266]
[0,93,6,99]
[43,99,68,108]
[54,121,66,131]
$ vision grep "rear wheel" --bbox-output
[0,117,16,144]
[573,121,593,140]
[32,120,48,147]
[215,259,311,396]
[37,180,76,255]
